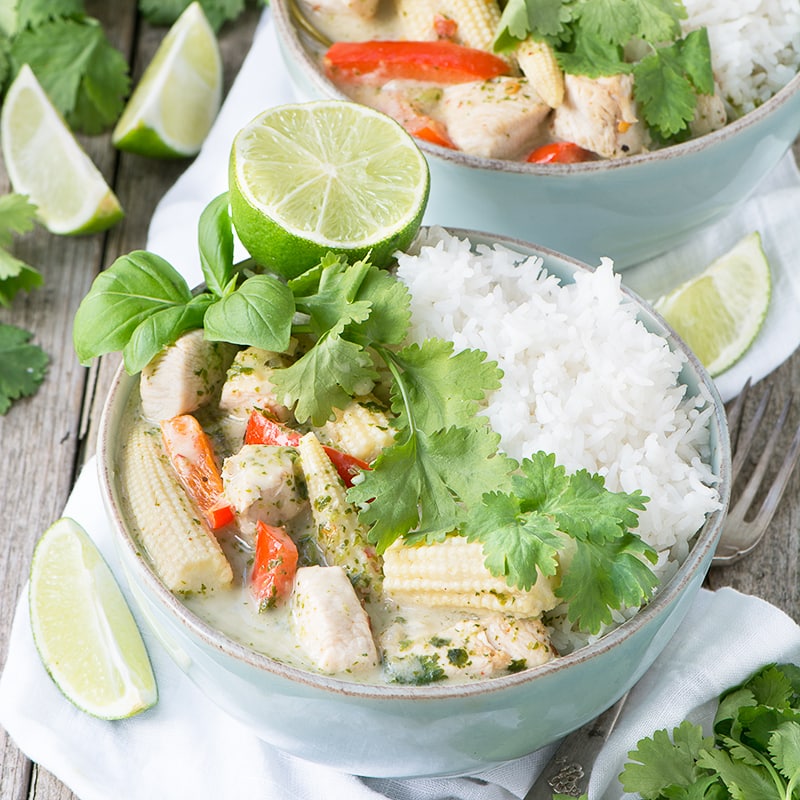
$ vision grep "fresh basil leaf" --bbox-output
[198,191,234,297]
[73,250,193,365]
[203,273,294,352]
[122,294,215,374]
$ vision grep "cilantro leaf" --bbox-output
[272,333,378,426]
[0,322,48,414]
[768,721,800,785]
[620,720,717,798]
[73,250,194,367]
[203,274,294,352]
[464,490,563,589]
[138,0,246,32]
[494,0,571,51]
[556,22,630,77]
[16,0,85,30]
[696,747,777,798]
[576,0,640,47]
[346,263,410,346]
[10,17,129,134]
[0,193,41,307]
[387,340,502,434]
[629,0,685,44]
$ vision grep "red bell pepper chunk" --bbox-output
[526,141,596,164]
[251,521,298,610]
[244,410,370,488]
[406,116,456,149]
[324,40,510,85]
[160,414,235,530]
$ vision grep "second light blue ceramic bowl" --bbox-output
[98,229,731,778]
[272,0,800,270]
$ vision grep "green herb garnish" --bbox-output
[0,193,40,307]
[494,0,714,142]
[74,193,660,635]
[0,322,48,414]
[620,663,800,799]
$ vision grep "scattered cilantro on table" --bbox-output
[73,192,662,635]
[138,0,249,32]
[620,662,800,799]
[0,193,40,307]
[494,0,715,143]
[0,322,48,414]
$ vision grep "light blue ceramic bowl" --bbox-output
[97,230,731,778]
[272,0,800,270]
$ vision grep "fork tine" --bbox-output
[729,379,773,484]
[725,376,752,455]
[726,393,793,529]
[742,413,800,543]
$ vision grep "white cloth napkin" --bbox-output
[3,7,800,799]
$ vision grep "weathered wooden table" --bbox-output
[0,2,797,797]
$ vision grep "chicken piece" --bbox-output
[689,89,727,138]
[299,0,377,21]
[219,346,294,427]
[551,73,647,159]
[440,77,551,160]
[381,611,555,684]
[139,330,236,423]
[318,396,395,464]
[291,565,379,675]
[221,444,306,535]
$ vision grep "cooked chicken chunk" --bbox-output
[291,565,379,674]
[221,445,306,535]
[219,346,294,429]
[551,73,647,158]
[139,330,236,422]
[381,612,555,683]
[440,77,551,160]
[689,89,727,137]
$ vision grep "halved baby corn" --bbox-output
[296,432,382,601]
[515,37,564,108]
[120,423,233,594]
[318,396,395,465]
[383,535,559,616]
[397,0,502,53]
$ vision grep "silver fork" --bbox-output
[713,375,800,566]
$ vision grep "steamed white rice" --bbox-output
[683,0,800,113]
[396,228,721,590]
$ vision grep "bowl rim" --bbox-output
[97,226,732,701]
[271,0,800,176]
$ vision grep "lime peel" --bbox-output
[654,231,771,377]
[229,100,430,279]
[112,1,222,158]
[0,64,123,235]
[29,517,157,720]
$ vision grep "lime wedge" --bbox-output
[29,517,157,720]
[0,64,123,235]
[229,100,430,279]
[654,231,771,376]
[112,2,221,158]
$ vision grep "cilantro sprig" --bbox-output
[0,193,40,307]
[494,0,714,143]
[74,193,661,635]
[620,663,800,799]
[0,322,48,414]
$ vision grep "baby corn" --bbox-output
[397,0,502,53]
[383,535,558,616]
[297,432,382,600]
[319,397,395,464]
[120,423,233,594]
[516,38,564,108]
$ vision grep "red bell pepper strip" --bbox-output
[160,414,235,530]
[244,410,370,488]
[526,142,596,164]
[324,40,510,85]
[251,521,298,610]
[406,116,456,149]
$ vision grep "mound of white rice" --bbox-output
[683,0,800,113]
[396,228,721,578]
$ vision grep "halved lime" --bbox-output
[229,100,430,279]
[29,517,157,720]
[0,65,123,235]
[654,231,771,376]
[112,2,222,158]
